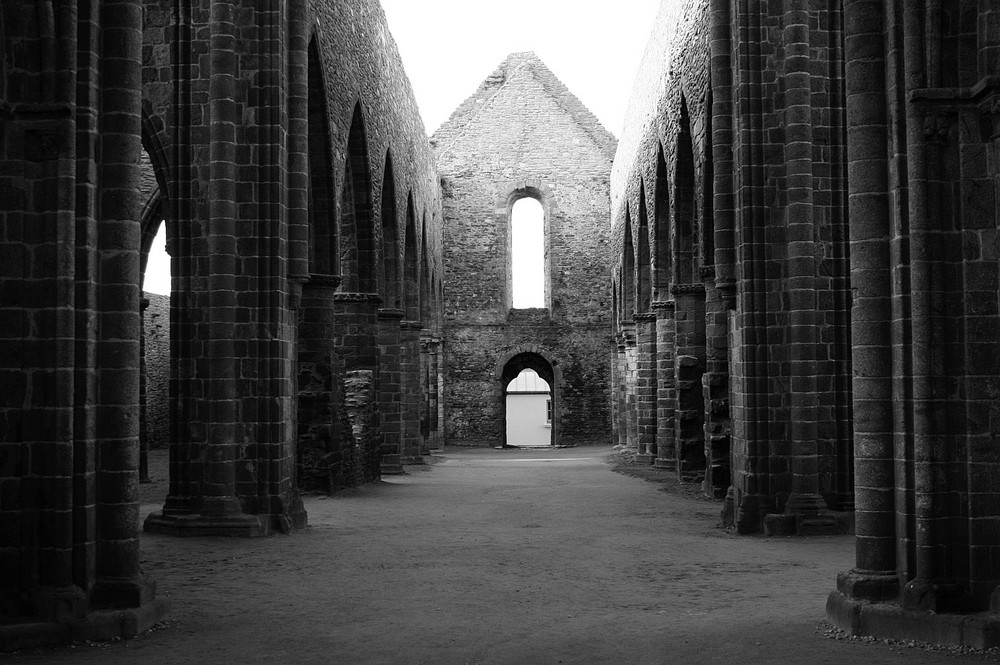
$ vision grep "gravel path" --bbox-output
[4,447,998,664]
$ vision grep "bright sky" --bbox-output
[511,198,545,307]
[379,0,663,137]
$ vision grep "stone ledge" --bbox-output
[143,512,266,537]
[827,590,1000,649]
[762,510,854,536]
[0,597,170,653]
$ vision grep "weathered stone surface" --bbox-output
[436,52,613,448]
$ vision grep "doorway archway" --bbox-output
[499,350,558,447]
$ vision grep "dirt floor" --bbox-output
[5,446,1000,665]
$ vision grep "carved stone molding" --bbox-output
[333,292,382,304]
[671,282,706,296]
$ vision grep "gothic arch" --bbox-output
[139,109,172,290]
[701,90,714,268]
[379,150,400,308]
[675,95,696,284]
[653,143,671,298]
[499,180,555,311]
[341,101,375,293]
[622,205,635,318]
[637,180,651,313]
[403,193,419,320]
[420,212,432,324]
[307,35,337,276]
[496,346,562,447]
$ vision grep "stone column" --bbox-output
[780,0,833,531]
[622,323,638,450]
[297,275,347,489]
[614,334,627,448]
[400,321,424,462]
[332,292,382,484]
[140,296,151,484]
[652,301,677,470]
[377,308,405,474]
[710,0,737,303]
[434,336,445,448]
[634,313,658,463]
[702,267,730,499]
[672,284,706,482]
[419,332,432,447]
[899,2,961,612]
[832,0,899,603]
[90,0,161,610]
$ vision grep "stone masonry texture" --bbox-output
[3,0,1000,654]
[613,0,1000,648]
[435,52,614,448]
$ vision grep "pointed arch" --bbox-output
[701,90,714,267]
[379,151,400,307]
[341,102,375,292]
[653,143,671,296]
[622,206,635,319]
[307,35,337,275]
[403,193,419,320]
[612,281,619,326]
[420,211,432,324]
[637,180,651,312]
[675,95,696,284]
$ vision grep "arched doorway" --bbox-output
[500,351,556,447]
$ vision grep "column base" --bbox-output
[634,453,655,464]
[762,511,843,536]
[652,457,676,470]
[401,455,425,466]
[89,575,157,610]
[143,511,266,537]
[0,597,170,653]
[827,589,1000,649]
[765,492,841,536]
[380,454,405,475]
[836,570,899,603]
[901,578,966,613]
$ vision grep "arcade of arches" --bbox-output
[2,0,1000,652]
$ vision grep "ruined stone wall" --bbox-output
[136,0,445,533]
[0,0,169,640]
[143,293,170,449]
[827,0,1000,641]
[611,0,853,530]
[437,53,613,447]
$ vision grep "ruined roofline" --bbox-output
[431,51,618,161]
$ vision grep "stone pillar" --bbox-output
[899,2,961,611]
[419,332,432,447]
[672,284,706,482]
[140,296,151,484]
[702,268,730,499]
[622,323,638,450]
[634,313,657,463]
[400,321,424,463]
[332,292,382,484]
[90,0,160,610]
[652,301,677,470]
[420,332,444,451]
[435,336,445,447]
[832,0,899,603]
[614,334,627,448]
[377,308,405,474]
[297,275,347,490]
[779,0,834,533]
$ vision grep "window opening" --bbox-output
[511,197,544,308]
[144,221,170,295]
